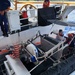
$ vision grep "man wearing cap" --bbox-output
[0,0,11,37]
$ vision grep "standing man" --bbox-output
[43,0,50,8]
[0,0,11,37]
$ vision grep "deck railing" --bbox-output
[13,1,75,10]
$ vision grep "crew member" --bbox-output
[0,0,11,37]
[43,0,50,8]
[65,33,74,55]
[56,29,65,41]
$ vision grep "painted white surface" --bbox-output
[4,61,12,75]
[67,10,75,23]
[6,55,31,75]
[7,10,21,32]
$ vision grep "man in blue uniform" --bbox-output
[0,0,11,37]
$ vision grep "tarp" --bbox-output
[38,7,56,26]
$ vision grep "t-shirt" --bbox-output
[56,34,65,42]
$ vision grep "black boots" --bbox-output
[3,32,8,37]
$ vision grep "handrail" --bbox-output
[45,40,66,57]
[13,1,75,10]
[20,4,37,11]
[16,1,75,5]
